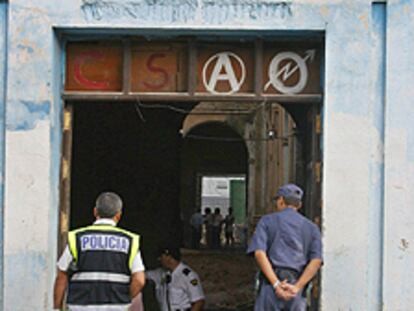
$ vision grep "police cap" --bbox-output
[275,183,303,201]
[157,246,181,261]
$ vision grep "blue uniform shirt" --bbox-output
[247,208,322,272]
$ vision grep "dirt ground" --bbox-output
[182,249,257,311]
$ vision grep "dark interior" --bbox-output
[68,101,320,310]
[70,102,249,266]
[70,102,194,266]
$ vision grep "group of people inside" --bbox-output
[190,207,236,249]
[53,183,322,311]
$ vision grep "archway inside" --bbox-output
[179,120,254,310]
[180,121,249,249]
[178,99,303,310]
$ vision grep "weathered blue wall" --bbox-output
[2,0,414,310]
[372,2,386,307]
[383,0,414,310]
[0,1,7,308]
[4,1,55,310]
[321,2,384,309]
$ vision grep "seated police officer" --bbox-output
[247,184,323,311]
[146,247,205,311]
[53,192,146,311]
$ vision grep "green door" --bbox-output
[230,179,246,224]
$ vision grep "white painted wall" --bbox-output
[383,1,414,310]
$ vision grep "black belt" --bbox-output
[258,267,299,286]
[274,267,299,283]
[274,267,308,298]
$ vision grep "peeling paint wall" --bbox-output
[80,0,294,24]
[322,2,386,309]
[0,1,7,308]
[384,1,414,310]
[4,1,55,310]
[2,0,414,310]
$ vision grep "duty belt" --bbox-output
[258,267,299,286]
[273,267,299,283]
[263,267,307,298]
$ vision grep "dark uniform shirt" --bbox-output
[247,207,322,271]
[247,208,322,311]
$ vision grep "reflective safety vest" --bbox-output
[66,224,140,306]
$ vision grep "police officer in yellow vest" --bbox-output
[53,192,146,311]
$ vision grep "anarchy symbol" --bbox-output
[264,50,315,94]
[202,52,246,95]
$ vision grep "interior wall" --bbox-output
[269,104,319,220]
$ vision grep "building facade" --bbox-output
[0,0,414,310]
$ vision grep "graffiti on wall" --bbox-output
[201,50,316,95]
[81,0,198,22]
[65,41,320,95]
[265,50,316,94]
[202,52,246,95]
[73,51,111,90]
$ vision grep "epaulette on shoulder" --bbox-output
[182,268,191,276]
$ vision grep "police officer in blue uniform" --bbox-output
[53,192,146,311]
[247,184,323,311]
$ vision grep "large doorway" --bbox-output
[60,33,323,311]
[61,100,321,310]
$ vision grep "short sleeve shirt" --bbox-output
[146,263,204,311]
[170,263,204,308]
[247,208,322,272]
[145,268,169,311]
[190,212,204,227]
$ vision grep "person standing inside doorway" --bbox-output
[53,192,146,311]
[190,209,204,249]
[247,184,322,311]
[203,207,213,248]
[212,208,223,249]
[224,207,235,247]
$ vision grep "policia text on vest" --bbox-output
[67,224,140,305]
[53,192,146,311]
